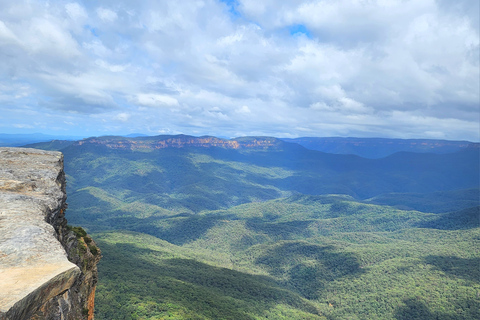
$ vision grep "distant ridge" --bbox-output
[281,137,477,158]
[23,134,479,158]
[124,133,150,138]
[69,135,291,151]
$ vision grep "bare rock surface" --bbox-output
[0,147,98,320]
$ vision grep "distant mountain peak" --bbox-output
[124,133,150,138]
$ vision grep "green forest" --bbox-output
[92,199,480,320]
[29,135,480,319]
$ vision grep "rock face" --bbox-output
[73,135,285,151]
[0,148,100,320]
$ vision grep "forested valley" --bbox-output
[29,135,480,320]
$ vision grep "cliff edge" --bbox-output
[0,147,100,320]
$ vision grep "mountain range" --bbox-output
[20,134,479,157]
[281,137,478,158]
[24,134,480,320]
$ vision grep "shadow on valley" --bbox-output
[112,213,314,246]
[417,206,480,230]
[255,242,364,300]
[95,241,322,320]
[394,297,480,320]
[424,255,480,283]
[100,213,234,245]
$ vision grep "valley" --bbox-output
[27,135,480,320]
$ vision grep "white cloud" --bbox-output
[0,20,18,43]
[114,112,130,122]
[96,7,118,23]
[309,97,372,115]
[338,97,372,114]
[65,3,87,21]
[95,59,129,72]
[13,123,34,128]
[83,40,111,58]
[23,18,80,57]
[0,0,477,140]
[310,102,332,111]
[135,94,179,107]
[235,105,251,114]
[217,26,248,46]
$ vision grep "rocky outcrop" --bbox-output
[74,135,284,151]
[0,147,100,320]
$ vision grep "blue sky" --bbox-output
[0,0,478,140]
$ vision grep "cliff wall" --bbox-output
[0,148,100,320]
[73,135,284,151]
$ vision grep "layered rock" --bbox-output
[0,147,100,320]
[74,135,284,151]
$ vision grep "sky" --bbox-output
[0,0,478,141]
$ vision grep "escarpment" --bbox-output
[73,135,284,151]
[0,148,100,320]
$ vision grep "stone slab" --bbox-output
[0,148,80,318]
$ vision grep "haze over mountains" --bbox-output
[16,133,479,158]
[282,137,478,158]
[21,134,480,319]
[0,133,84,147]
[25,134,479,202]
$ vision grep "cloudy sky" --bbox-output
[0,0,478,140]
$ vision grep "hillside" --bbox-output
[92,197,479,319]
[366,188,480,213]
[55,135,479,213]
[26,134,480,319]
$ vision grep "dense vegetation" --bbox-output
[92,198,479,319]
[59,136,478,215]
[28,135,480,319]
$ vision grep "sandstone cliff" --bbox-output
[0,147,100,320]
[73,135,284,151]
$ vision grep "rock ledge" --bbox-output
[0,147,99,320]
